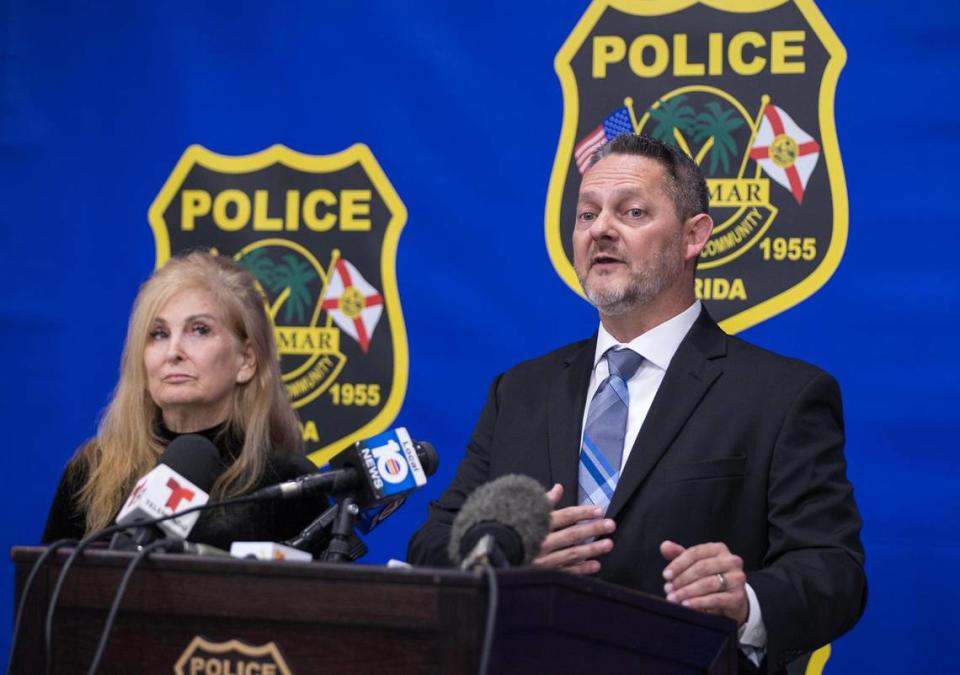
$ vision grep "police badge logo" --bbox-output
[547,0,847,333]
[149,144,407,465]
[174,637,291,675]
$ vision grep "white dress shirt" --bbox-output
[582,300,702,471]
[580,300,767,663]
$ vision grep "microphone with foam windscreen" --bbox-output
[448,474,552,570]
[112,434,222,548]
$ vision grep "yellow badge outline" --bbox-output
[546,0,848,334]
[148,143,409,466]
[174,636,292,675]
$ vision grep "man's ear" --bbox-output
[236,342,257,384]
[684,213,714,262]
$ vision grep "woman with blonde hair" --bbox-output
[42,252,325,549]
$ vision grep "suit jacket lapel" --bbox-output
[547,336,596,508]
[606,310,728,520]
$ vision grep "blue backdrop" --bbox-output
[2,2,958,672]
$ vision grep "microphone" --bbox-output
[279,428,439,556]
[448,474,552,569]
[113,434,222,543]
[350,433,438,535]
[253,427,438,511]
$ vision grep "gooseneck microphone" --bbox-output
[448,474,552,569]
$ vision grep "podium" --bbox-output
[10,546,737,674]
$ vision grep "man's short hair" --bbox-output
[590,134,710,221]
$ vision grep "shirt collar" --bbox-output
[593,300,702,371]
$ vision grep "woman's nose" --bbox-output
[165,332,185,361]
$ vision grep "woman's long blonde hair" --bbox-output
[75,252,302,533]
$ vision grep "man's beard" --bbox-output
[576,239,685,316]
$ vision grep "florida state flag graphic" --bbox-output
[321,256,384,354]
[750,103,821,204]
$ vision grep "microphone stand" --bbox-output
[323,497,360,563]
[285,503,340,550]
[284,497,368,563]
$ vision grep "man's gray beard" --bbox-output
[582,272,667,315]
[577,247,684,316]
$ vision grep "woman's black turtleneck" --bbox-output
[41,426,329,555]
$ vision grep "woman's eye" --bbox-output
[148,328,167,340]
[191,323,211,335]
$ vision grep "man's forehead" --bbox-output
[578,154,669,198]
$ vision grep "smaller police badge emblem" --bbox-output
[149,144,407,464]
[174,637,291,675]
[547,0,848,333]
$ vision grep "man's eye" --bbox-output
[626,208,644,218]
[577,211,596,222]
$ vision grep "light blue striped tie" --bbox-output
[578,348,644,512]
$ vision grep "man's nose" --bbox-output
[588,210,617,240]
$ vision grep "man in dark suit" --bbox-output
[407,134,865,673]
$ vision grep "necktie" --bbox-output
[578,348,644,512]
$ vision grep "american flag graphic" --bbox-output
[573,106,633,173]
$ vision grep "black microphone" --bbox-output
[354,439,438,534]
[253,429,438,509]
[448,474,552,569]
[280,430,439,556]
[111,434,222,549]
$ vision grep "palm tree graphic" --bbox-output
[646,95,695,147]
[269,255,317,324]
[694,101,745,174]
[237,249,276,287]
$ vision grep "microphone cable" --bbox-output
[85,538,176,675]
[41,493,264,675]
[43,524,128,675]
[39,462,355,674]
[5,538,77,675]
[477,564,499,675]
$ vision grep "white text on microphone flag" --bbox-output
[115,464,210,539]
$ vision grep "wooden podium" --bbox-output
[10,546,737,674]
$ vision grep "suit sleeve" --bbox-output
[748,371,866,672]
[406,374,502,566]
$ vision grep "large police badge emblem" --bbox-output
[547,0,847,333]
[149,144,407,465]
